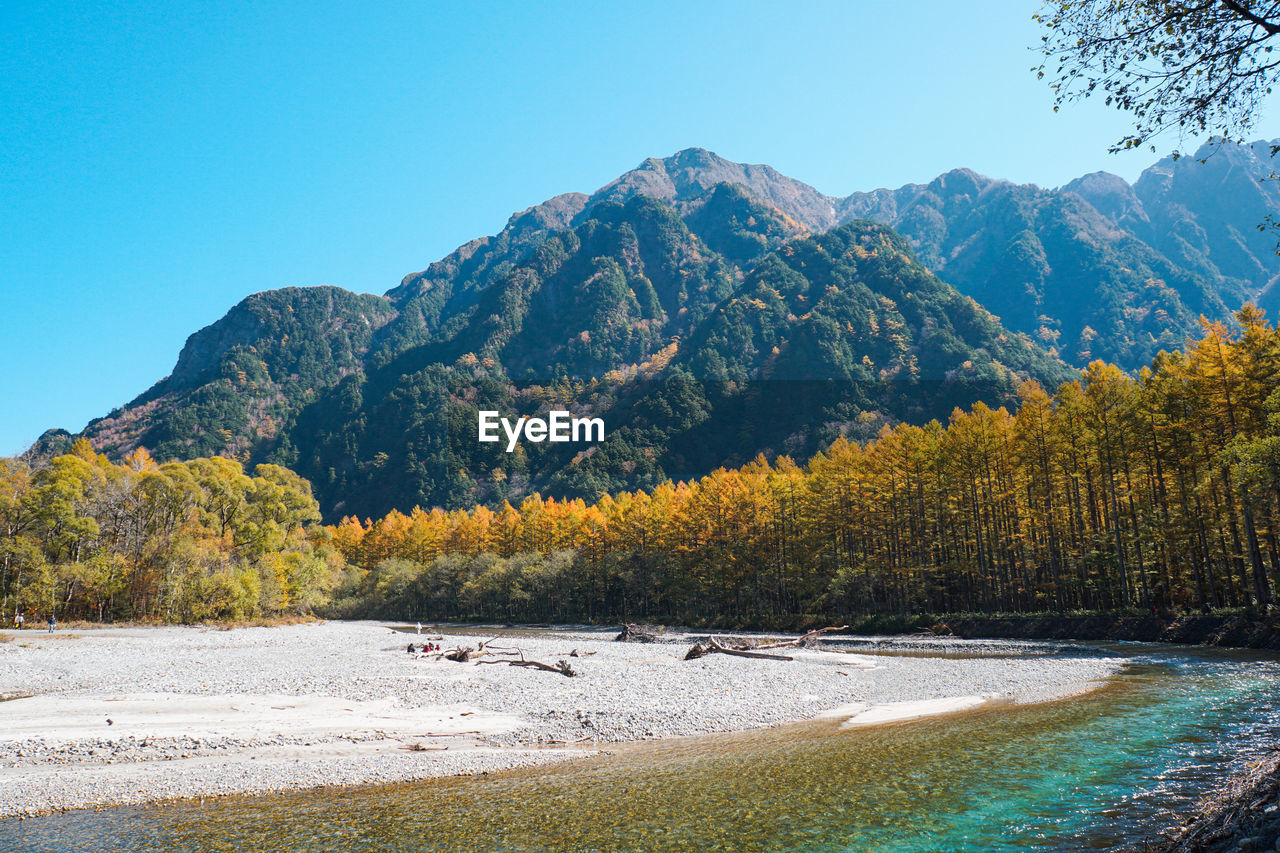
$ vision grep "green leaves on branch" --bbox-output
[1036,1,1280,152]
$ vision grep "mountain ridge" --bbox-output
[405,140,1280,369]
[29,142,1280,519]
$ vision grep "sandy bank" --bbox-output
[0,621,1121,817]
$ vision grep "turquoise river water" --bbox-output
[3,642,1279,852]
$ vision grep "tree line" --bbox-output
[8,309,1280,627]
[0,442,338,623]
[326,308,1280,625]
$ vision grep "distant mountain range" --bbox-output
[594,142,1280,367]
[32,141,1280,520]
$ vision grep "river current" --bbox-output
[4,641,1279,852]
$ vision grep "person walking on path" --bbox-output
[11,612,23,629]
[46,612,56,633]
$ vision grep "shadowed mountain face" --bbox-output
[1128,142,1280,312]
[33,143,1277,518]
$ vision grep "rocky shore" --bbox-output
[1152,752,1280,853]
[0,621,1120,818]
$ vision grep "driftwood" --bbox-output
[511,659,577,676]
[685,626,848,661]
[476,657,577,677]
[684,637,793,661]
[447,640,578,677]
[753,625,850,650]
[615,623,663,643]
[442,638,525,662]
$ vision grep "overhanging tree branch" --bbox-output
[1037,0,1280,153]
[1221,0,1280,36]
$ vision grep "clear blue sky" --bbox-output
[2,0,1273,455]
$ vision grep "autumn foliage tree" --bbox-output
[12,310,1280,628]
[326,309,1280,625]
[0,441,337,623]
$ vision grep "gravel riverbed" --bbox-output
[0,620,1122,817]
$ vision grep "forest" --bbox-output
[323,309,1280,625]
[0,443,339,623]
[6,309,1280,627]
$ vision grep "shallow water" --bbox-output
[5,643,1280,852]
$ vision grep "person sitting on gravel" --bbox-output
[407,643,416,654]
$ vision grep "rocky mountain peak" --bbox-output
[590,148,840,231]
[1062,171,1148,226]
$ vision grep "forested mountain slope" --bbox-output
[839,141,1280,367]
[290,212,1066,521]
[33,143,1278,519]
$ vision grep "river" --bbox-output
[4,641,1279,852]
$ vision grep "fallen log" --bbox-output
[711,643,794,661]
[685,637,794,661]
[754,625,850,650]
[442,638,527,662]
[510,659,577,677]
[548,735,595,745]
[684,641,712,660]
[615,623,662,643]
[474,657,578,676]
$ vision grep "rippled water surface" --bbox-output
[5,643,1280,852]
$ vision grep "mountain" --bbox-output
[341,141,1280,375]
[32,143,1278,518]
[282,213,1067,519]
[841,167,1233,367]
[42,288,397,463]
[1126,141,1280,290]
[841,143,1279,368]
[578,142,1280,370]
